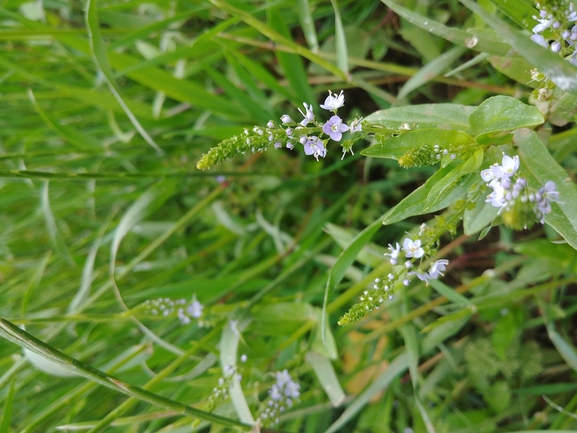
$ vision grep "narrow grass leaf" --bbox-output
[399,322,419,388]
[380,0,510,55]
[547,328,577,373]
[0,319,251,430]
[40,181,75,266]
[460,0,577,94]
[220,318,255,424]
[428,279,473,306]
[325,351,409,433]
[330,0,349,75]
[21,251,51,316]
[296,0,319,52]
[488,0,538,31]
[27,89,101,150]
[398,46,467,100]
[85,0,162,153]
[305,351,345,407]
[0,379,15,433]
[321,217,381,343]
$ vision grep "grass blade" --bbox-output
[85,0,162,154]
[0,319,251,430]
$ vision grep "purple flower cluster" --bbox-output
[481,153,560,227]
[273,90,363,161]
[259,369,300,426]
[140,296,203,325]
[531,2,577,62]
[378,236,451,293]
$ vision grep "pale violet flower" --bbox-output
[303,136,326,160]
[298,102,315,126]
[322,115,349,141]
[429,259,449,279]
[409,271,433,284]
[320,90,345,111]
[186,299,203,318]
[486,179,507,210]
[280,114,293,125]
[386,242,401,265]
[481,154,519,183]
[402,238,424,259]
[349,118,363,133]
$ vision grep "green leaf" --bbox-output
[488,0,538,31]
[0,319,251,431]
[253,302,316,335]
[361,129,476,160]
[469,96,544,143]
[460,0,577,94]
[305,351,346,407]
[464,184,499,235]
[547,328,577,373]
[85,0,162,154]
[330,0,349,75]
[428,279,473,307]
[365,103,475,130]
[28,89,101,151]
[399,322,420,388]
[488,55,537,89]
[398,46,467,100]
[428,148,483,200]
[383,162,477,225]
[380,0,511,55]
[220,318,254,424]
[485,381,511,412]
[321,217,382,342]
[325,352,409,433]
[296,0,319,52]
[0,379,15,433]
[515,129,577,250]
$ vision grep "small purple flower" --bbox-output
[281,114,293,125]
[403,238,424,259]
[186,299,203,319]
[320,90,345,111]
[303,136,326,160]
[349,118,363,133]
[429,259,449,279]
[409,271,433,284]
[322,115,349,141]
[530,33,549,48]
[298,102,315,126]
[386,242,401,265]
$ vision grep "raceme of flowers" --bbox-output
[258,369,301,427]
[138,296,204,325]
[481,153,560,229]
[196,90,365,169]
[531,1,577,63]
[338,230,452,325]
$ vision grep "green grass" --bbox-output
[1,0,577,432]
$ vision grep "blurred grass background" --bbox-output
[1,0,577,432]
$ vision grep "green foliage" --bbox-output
[2,0,577,432]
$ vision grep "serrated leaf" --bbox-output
[515,129,577,250]
[469,96,544,143]
[361,129,476,160]
[365,103,475,130]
